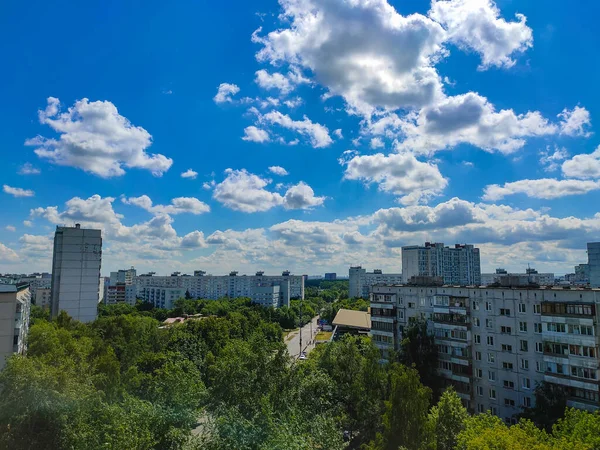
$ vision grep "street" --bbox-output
[286,315,319,359]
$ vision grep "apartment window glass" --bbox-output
[475,351,482,361]
[518,303,526,313]
[476,369,483,378]
[535,342,543,353]
[504,398,515,407]
[536,361,543,372]
[501,326,511,334]
[477,386,483,396]
[486,319,493,328]
[520,359,529,370]
[534,323,542,333]
[522,378,531,389]
[519,322,528,333]
[474,318,480,327]
[488,353,495,363]
[490,407,497,415]
[500,308,511,316]
[474,334,481,344]
[502,362,514,370]
[503,380,515,389]
[486,301,492,311]
[488,371,496,382]
[489,389,496,399]
[501,344,512,352]
[487,336,494,346]
[520,340,528,352]
[523,396,532,407]
[478,404,485,413]
[533,304,541,314]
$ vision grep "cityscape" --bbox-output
[2,0,600,448]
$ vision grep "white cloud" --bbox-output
[558,106,592,137]
[562,146,600,179]
[262,111,332,148]
[463,161,474,167]
[255,70,293,95]
[284,97,303,108]
[213,169,284,212]
[122,195,210,215]
[203,180,216,190]
[283,182,326,210]
[342,152,448,205]
[268,166,289,176]
[539,145,569,172]
[0,242,19,262]
[429,0,533,69]
[370,137,385,149]
[242,126,270,143]
[18,163,40,175]
[213,83,240,103]
[483,178,600,200]
[26,97,173,178]
[3,185,35,197]
[181,169,198,179]
[5,226,16,232]
[23,220,33,227]
[334,129,343,139]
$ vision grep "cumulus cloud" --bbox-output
[23,220,33,227]
[261,111,332,148]
[181,169,198,179]
[3,185,35,197]
[213,169,284,212]
[562,146,600,179]
[334,129,343,139]
[213,83,240,103]
[283,97,303,108]
[26,97,173,178]
[429,0,533,69]
[268,166,289,176]
[342,152,448,205]
[255,70,293,94]
[0,242,19,262]
[18,163,40,175]
[283,182,326,210]
[370,137,385,149]
[5,226,16,232]
[483,178,600,200]
[122,195,210,215]
[559,106,592,137]
[242,126,270,143]
[539,145,568,172]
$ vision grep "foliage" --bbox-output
[321,297,369,323]
[427,387,468,450]
[399,317,440,396]
[519,381,568,431]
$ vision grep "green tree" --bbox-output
[520,381,568,431]
[399,317,440,396]
[427,387,468,450]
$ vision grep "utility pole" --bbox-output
[299,296,302,356]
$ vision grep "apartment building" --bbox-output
[104,267,138,305]
[402,243,481,286]
[371,284,600,423]
[481,268,555,287]
[134,270,302,307]
[349,266,403,298]
[141,287,186,309]
[50,224,102,323]
[35,288,51,309]
[0,283,31,370]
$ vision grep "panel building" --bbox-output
[349,266,403,299]
[588,243,600,288]
[0,283,31,370]
[481,268,555,287]
[370,283,600,423]
[402,242,481,286]
[50,224,102,323]
[104,267,137,305]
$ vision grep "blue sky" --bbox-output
[1,0,600,276]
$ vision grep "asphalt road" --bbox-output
[286,315,319,359]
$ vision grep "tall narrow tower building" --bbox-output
[50,224,102,323]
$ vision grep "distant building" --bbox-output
[324,273,337,281]
[104,267,137,305]
[35,288,51,309]
[481,268,555,286]
[588,243,600,288]
[349,267,403,298]
[50,224,102,323]
[141,287,186,309]
[332,308,371,340]
[575,264,590,284]
[402,242,481,286]
[0,283,31,370]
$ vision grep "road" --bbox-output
[286,316,319,359]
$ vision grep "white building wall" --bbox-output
[0,286,31,370]
[349,267,402,298]
[588,243,600,288]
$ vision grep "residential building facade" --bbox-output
[402,243,481,286]
[370,284,600,423]
[104,267,138,305]
[324,273,337,281]
[50,224,102,323]
[588,243,600,288]
[0,283,31,370]
[141,287,186,309]
[35,288,51,309]
[349,266,403,299]
[481,268,555,286]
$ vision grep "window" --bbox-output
[476,368,483,378]
[474,318,480,327]
[474,334,481,344]
[477,386,484,396]
[547,323,566,333]
[568,324,594,336]
[489,389,496,399]
[501,344,513,352]
[478,404,485,413]
[533,304,541,314]
[520,340,528,352]
[519,322,528,333]
[486,319,493,328]
[535,342,543,353]
[475,351,482,361]
[523,396,532,407]
[472,301,479,310]
[570,366,598,380]
[518,303,527,313]
[500,308,511,316]
[490,407,497,415]
[536,361,543,372]
[504,398,515,407]
[399,310,405,320]
[501,326,512,334]
[408,302,415,308]
[502,362,514,370]
[487,352,496,363]
[534,323,542,333]
[522,377,531,389]
[486,301,492,311]
[487,336,495,346]
[503,380,515,389]
[520,359,529,370]
[488,371,496,382]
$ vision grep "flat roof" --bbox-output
[332,309,371,329]
[374,284,600,291]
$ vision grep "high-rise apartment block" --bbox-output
[0,283,31,370]
[402,242,481,286]
[349,267,403,298]
[104,267,137,305]
[370,284,600,422]
[481,268,554,287]
[50,224,102,323]
[588,243,600,288]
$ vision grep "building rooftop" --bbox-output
[0,282,29,293]
[375,283,600,291]
[332,309,371,330]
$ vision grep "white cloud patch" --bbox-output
[0,242,19,262]
[3,185,35,197]
[261,111,332,148]
[26,97,173,178]
[559,106,592,137]
[334,129,343,139]
[284,97,303,108]
[268,166,289,176]
[429,0,533,69]
[23,220,33,228]
[5,226,16,232]
[203,180,216,190]
[181,169,198,179]
[562,146,600,179]
[255,70,293,95]
[539,145,568,172]
[242,126,270,143]
[370,137,385,149]
[342,152,447,205]
[213,83,240,103]
[283,182,326,210]
[483,178,600,200]
[122,195,210,215]
[18,163,40,175]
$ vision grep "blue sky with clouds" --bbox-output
[2,0,600,276]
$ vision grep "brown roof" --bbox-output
[332,309,371,330]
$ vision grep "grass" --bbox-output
[315,331,333,341]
